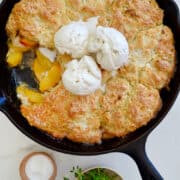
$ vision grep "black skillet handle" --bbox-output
[121,135,163,180]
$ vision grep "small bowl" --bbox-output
[19,152,57,180]
[79,166,123,180]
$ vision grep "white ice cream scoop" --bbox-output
[54,17,98,58]
[62,56,102,95]
[88,26,129,71]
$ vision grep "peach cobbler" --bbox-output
[5,0,175,143]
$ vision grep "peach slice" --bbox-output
[8,42,29,52]
[39,62,61,92]
[33,58,48,81]
[36,50,52,69]
[32,50,61,92]
[17,84,44,103]
[33,50,53,81]
[20,38,37,48]
[7,49,23,67]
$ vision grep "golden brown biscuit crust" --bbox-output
[21,84,103,143]
[6,0,67,47]
[6,0,163,47]
[6,0,176,143]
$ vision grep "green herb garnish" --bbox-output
[64,166,120,180]
[64,177,70,180]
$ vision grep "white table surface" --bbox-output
[0,0,180,179]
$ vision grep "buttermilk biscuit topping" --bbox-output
[6,0,175,144]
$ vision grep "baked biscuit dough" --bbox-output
[6,0,175,143]
[6,0,163,47]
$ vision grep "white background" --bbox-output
[0,0,180,179]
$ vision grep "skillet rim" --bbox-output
[0,0,179,155]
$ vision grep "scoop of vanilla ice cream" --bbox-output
[88,26,129,71]
[62,56,101,95]
[54,17,98,58]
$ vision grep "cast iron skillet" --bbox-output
[0,0,179,179]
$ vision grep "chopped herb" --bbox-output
[64,166,121,180]
[64,177,69,180]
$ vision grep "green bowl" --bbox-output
[78,166,123,180]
